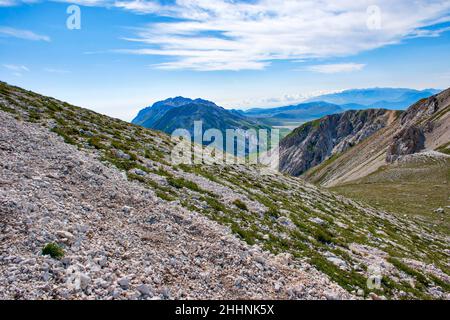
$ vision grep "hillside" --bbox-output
[304,88,450,187]
[279,109,398,176]
[132,97,267,136]
[1,81,449,300]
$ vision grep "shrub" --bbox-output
[167,177,201,192]
[42,243,64,259]
[231,224,256,245]
[314,228,334,244]
[233,199,248,211]
[156,191,176,201]
[87,136,106,149]
[51,127,77,145]
[204,196,226,212]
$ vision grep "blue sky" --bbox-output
[1,0,450,121]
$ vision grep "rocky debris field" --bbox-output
[0,111,352,300]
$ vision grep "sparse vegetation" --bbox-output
[42,243,64,259]
[233,199,248,211]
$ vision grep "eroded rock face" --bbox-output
[386,126,425,162]
[279,109,395,176]
[386,94,445,163]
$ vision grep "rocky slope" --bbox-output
[1,81,449,299]
[304,88,450,187]
[0,111,351,300]
[279,109,398,176]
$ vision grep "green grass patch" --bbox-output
[42,243,64,259]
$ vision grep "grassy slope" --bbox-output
[1,81,449,299]
[331,156,450,234]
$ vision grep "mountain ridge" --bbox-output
[132,96,268,136]
[303,88,450,187]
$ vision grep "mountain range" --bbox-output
[132,89,440,136]
[242,88,440,127]
[305,88,440,109]
[279,109,399,176]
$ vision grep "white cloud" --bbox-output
[306,63,366,74]
[3,64,30,77]
[3,64,30,72]
[0,26,50,41]
[220,89,341,109]
[113,0,450,71]
[0,0,40,6]
[0,0,16,5]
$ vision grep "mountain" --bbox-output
[132,97,216,128]
[132,97,267,136]
[306,88,440,110]
[1,81,449,299]
[303,88,450,187]
[279,109,398,176]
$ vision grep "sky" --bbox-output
[0,0,450,121]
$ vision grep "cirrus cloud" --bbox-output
[0,26,50,41]
[113,0,450,71]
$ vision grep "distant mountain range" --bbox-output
[241,88,440,127]
[132,97,268,137]
[305,88,440,108]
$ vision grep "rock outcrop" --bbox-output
[279,109,397,176]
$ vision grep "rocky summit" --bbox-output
[0,81,449,300]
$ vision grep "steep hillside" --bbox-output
[304,88,450,187]
[1,81,449,300]
[279,109,398,176]
[132,97,267,136]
